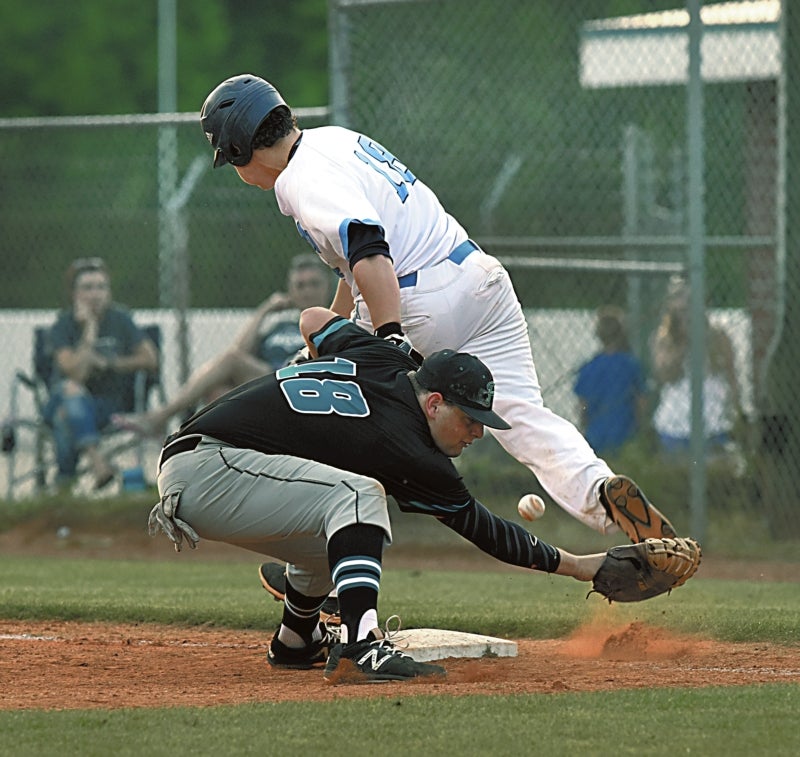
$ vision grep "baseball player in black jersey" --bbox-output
[149,308,610,683]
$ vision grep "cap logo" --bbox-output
[447,378,494,410]
[477,381,495,409]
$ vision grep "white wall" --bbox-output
[0,307,753,498]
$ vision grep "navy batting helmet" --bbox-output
[200,74,286,168]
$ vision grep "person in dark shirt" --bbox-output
[114,254,332,438]
[149,308,611,683]
[47,257,158,489]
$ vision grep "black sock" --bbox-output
[327,524,385,644]
[281,580,329,645]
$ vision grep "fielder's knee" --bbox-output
[325,476,392,545]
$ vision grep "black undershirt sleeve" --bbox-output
[439,498,562,573]
[347,222,391,269]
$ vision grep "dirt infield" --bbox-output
[2,616,799,710]
[2,520,798,710]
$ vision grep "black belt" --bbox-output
[158,434,202,471]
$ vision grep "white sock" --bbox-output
[277,624,305,649]
[357,609,379,642]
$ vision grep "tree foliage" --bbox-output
[0,0,328,117]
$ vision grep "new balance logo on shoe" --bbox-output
[324,636,446,684]
[355,646,395,672]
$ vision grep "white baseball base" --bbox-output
[397,628,517,662]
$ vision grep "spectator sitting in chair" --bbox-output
[46,257,159,490]
[114,254,332,439]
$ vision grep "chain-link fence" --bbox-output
[327,0,796,546]
[1,1,798,549]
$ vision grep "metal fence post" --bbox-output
[686,0,708,542]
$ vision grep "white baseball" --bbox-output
[517,494,546,521]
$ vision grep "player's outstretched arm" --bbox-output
[441,499,607,581]
[554,550,606,582]
[440,498,561,572]
[440,498,701,602]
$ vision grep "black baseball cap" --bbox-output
[416,350,511,430]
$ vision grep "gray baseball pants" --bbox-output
[156,435,392,597]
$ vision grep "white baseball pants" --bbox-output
[354,249,617,533]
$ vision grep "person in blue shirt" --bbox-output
[574,306,647,456]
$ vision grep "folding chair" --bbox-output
[2,323,165,500]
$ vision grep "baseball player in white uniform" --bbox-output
[199,74,679,545]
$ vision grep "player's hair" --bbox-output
[407,371,447,403]
[288,253,325,274]
[252,106,297,151]
[595,305,629,351]
[407,371,424,396]
[64,257,110,300]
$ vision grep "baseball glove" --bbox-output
[590,537,701,603]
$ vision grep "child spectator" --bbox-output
[574,305,647,455]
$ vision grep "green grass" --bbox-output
[1,493,798,756]
[2,554,799,643]
[1,686,798,757]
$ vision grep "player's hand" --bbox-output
[375,322,423,366]
[383,332,424,365]
[260,292,293,314]
[287,346,312,366]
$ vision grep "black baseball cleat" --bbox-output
[258,562,341,623]
[324,628,446,684]
[267,622,340,670]
[259,562,288,601]
[600,475,678,543]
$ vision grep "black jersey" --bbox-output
[174,317,472,515]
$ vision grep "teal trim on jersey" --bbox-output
[311,317,350,351]
[339,218,385,261]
